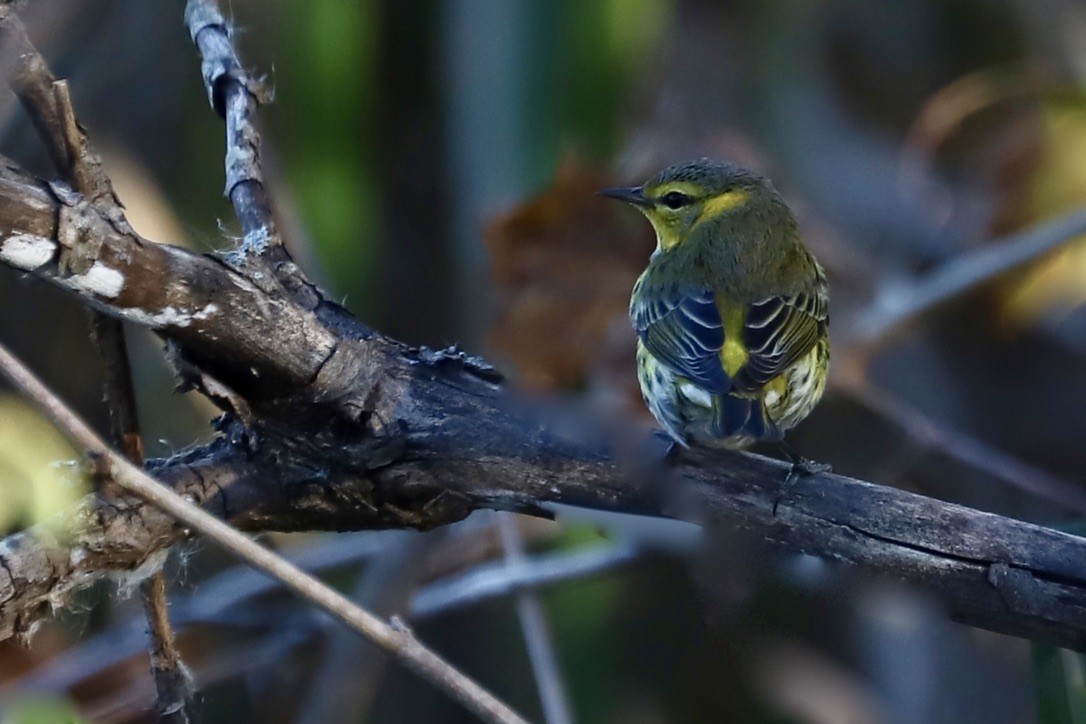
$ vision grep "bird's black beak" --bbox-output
[597,186,651,207]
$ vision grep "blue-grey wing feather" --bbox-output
[631,284,731,394]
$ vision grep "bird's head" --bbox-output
[600,158,779,253]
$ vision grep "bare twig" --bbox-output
[836,378,1086,514]
[411,544,643,621]
[0,10,111,202]
[139,572,194,723]
[183,0,281,260]
[0,340,528,724]
[850,205,1086,345]
[498,513,573,724]
[13,537,642,700]
[94,314,194,723]
[84,628,309,724]
[0,13,194,720]
[298,532,434,724]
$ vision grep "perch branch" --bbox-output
[0,147,1084,648]
[0,318,1083,651]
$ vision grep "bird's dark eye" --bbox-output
[660,191,692,209]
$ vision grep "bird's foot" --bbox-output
[773,444,831,516]
[788,457,832,478]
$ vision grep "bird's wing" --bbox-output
[735,285,828,391]
[631,283,732,394]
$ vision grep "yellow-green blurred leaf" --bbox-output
[0,694,85,724]
[0,396,84,533]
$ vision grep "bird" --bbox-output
[600,158,829,458]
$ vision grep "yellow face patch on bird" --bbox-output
[632,183,752,252]
[696,189,750,225]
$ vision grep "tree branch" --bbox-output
[0,321,1083,651]
[0,340,528,724]
[849,205,1086,345]
[0,152,1083,649]
[0,12,194,719]
[183,0,281,261]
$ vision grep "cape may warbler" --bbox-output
[601,159,829,450]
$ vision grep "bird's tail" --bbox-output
[711,395,782,443]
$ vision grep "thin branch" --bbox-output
[13,537,641,701]
[0,9,111,203]
[84,628,308,724]
[0,340,528,724]
[10,532,387,694]
[836,377,1086,514]
[849,205,1086,345]
[11,537,641,697]
[138,573,194,723]
[411,544,643,621]
[0,14,195,720]
[498,513,573,724]
[94,313,194,723]
[183,0,281,260]
[297,532,434,724]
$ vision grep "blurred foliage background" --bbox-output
[2,0,1086,722]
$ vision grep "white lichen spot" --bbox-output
[67,261,125,298]
[119,306,195,329]
[0,234,55,270]
[69,546,88,568]
[241,227,271,255]
[192,303,219,321]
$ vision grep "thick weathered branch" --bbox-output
[0,323,1083,650]
[0,340,527,724]
[0,167,341,396]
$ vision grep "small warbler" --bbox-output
[601,159,829,451]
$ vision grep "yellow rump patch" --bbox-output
[718,304,749,377]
